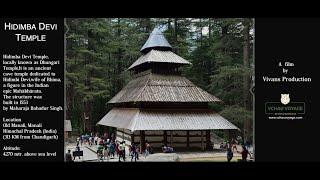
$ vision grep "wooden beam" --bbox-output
[143,134,204,137]
[187,130,190,148]
[140,130,145,153]
[131,133,135,144]
[206,130,211,150]
[163,130,167,145]
[201,130,204,151]
[170,131,173,146]
[117,129,133,136]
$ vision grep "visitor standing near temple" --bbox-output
[122,141,126,160]
[80,135,83,146]
[115,141,119,157]
[110,141,116,158]
[227,148,233,162]
[118,141,126,162]
[130,143,138,162]
[145,141,150,157]
[91,135,95,146]
[231,138,237,152]
[239,145,251,162]
[88,136,92,146]
[76,136,80,147]
[65,149,73,162]
[94,135,99,145]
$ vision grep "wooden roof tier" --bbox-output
[128,49,191,70]
[108,72,221,104]
[97,108,239,131]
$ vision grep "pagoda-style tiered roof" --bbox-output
[98,27,238,134]
[108,71,221,103]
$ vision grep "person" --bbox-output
[118,141,126,162]
[121,141,126,161]
[130,143,138,162]
[97,144,104,161]
[227,147,233,162]
[245,140,251,151]
[135,145,139,160]
[231,138,237,152]
[94,135,98,146]
[236,136,243,145]
[88,136,93,146]
[239,145,251,162]
[109,141,115,159]
[65,149,73,162]
[145,141,150,157]
[115,141,120,158]
[162,144,174,153]
[122,141,126,158]
[104,142,110,161]
[118,142,123,162]
[91,135,95,146]
[220,142,225,149]
[76,145,80,152]
[76,136,80,147]
[98,137,104,146]
[73,145,81,160]
[80,135,83,146]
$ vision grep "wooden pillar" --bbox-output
[163,130,167,145]
[140,130,145,153]
[225,129,231,143]
[228,130,232,142]
[131,132,135,144]
[186,130,190,148]
[206,130,211,150]
[201,130,204,151]
[170,131,173,146]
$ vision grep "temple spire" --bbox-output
[140,28,172,53]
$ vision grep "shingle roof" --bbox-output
[97,108,239,131]
[128,50,191,70]
[108,72,221,103]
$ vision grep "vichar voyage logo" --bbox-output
[280,94,290,105]
[265,94,305,117]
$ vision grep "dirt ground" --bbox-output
[179,156,242,162]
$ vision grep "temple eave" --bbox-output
[97,108,239,131]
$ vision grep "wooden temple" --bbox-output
[97,28,239,151]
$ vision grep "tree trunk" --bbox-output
[116,18,123,91]
[200,19,203,47]
[145,18,151,32]
[64,19,72,121]
[208,18,212,39]
[243,18,251,141]
[174,18,178,54]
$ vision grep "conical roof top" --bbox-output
[140,28,172,53]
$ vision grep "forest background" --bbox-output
[65,18,254,141]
